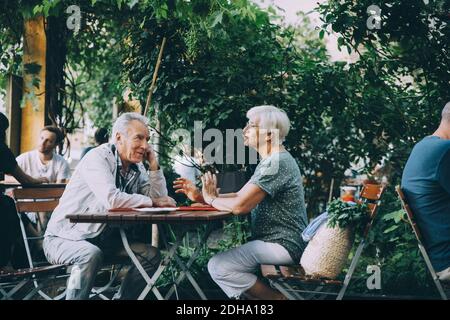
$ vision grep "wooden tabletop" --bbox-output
[66,210,233,224]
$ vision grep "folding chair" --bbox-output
[12,187,68,300]
[261,183,385,300]
[12,187,124,300]
[395,185,449,300]
[0,265,66,300]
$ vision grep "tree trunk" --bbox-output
[45,15,68,154]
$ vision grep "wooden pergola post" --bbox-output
[143,37,167,249]
[20,15,47,153]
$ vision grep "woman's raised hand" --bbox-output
[201,172,219,205]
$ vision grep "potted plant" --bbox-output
[300,199,369,279]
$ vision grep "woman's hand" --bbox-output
[201,172,219,205]
[173,177,204,203]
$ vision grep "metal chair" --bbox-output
[12,187,124,300]
[395,185,449,300]
[261,183,385,300]
[0,265,66,300]
[12,187,68,300]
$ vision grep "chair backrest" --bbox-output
[11,187,65,269]
[12,187,65,213]
[360,183,385,202]
[359,183,385,237]
[395,185,422,242]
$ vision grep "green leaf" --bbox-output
[382,210,404,223]
[247,7,256,21]
[211,11,223,28]
[384,225,399,233]
[319,29,325,40]
[43,3,51,17]
[33,5,44,15]
[346,45,352,55]
[128,0,138,9]
[392,252,403,261]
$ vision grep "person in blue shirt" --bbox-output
[402,101,450,282]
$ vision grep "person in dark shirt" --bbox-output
[0,112,48,272]
[0,117,49,186]
[402,102,450,282]
[80,127,109,159]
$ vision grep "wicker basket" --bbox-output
[300,223,354,279]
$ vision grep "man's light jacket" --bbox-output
[45,143,168,241]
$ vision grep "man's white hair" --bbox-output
[112,112,149,143]
[441,102,450,122]
[246,105,290,143]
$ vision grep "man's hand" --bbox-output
[11,165,49,185]
[173,177,203,203]
[35,177,50,184]
[145,145,159,171]
[152,196,177,207]
[24,176,49,185]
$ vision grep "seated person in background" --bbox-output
[13,126,70,234]
[15,126,70,183]
[174,105,308,300]
[402,101,450,282]
[0,112,48,272]
[80,127,109,159]
[43,112,176,300]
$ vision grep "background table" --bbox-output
[0,181,67,189]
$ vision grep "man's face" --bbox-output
[38,130,57,154]
[116,120,150,164]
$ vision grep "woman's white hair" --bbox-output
[112,112,149,143]
[246,105,290,143]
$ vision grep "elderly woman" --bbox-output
[174,105,308,299]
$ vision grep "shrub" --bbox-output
[326,199,369,236]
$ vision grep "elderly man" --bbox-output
[402,101,450,283]
[44,112,176,300]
